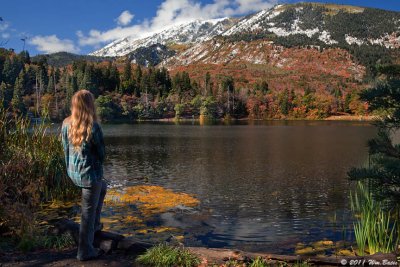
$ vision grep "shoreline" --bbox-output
[323,115,377,121]
[35,115,379,124]
[120,115,378,123]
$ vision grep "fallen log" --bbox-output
[187,247,399,266]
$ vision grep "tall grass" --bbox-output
[350,181,398,255]
[0,108,78,239]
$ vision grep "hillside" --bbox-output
[31,52,113,67]
[164,38,365,95]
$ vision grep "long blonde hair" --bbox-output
[68,90,98,149]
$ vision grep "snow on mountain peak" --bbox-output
[90,17,234,57]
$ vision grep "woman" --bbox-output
[61,90,107,261]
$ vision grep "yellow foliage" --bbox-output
[295,246,314,255]
[313,240,334,247]
[122,215,143,224]
[105,185,200,217]
[295,240,335,255]
[135,227,179,234]
[338,249,355,256]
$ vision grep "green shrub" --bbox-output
[136,243,201,267]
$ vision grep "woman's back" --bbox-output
[61,117,105,188]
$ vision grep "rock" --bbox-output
[117,237,153,254]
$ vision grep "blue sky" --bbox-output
[0,0,399,56]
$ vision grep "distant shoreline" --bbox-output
[138,115,378,123]
[38,115,379,124]
[323,115,377,121]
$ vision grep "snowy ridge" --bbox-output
[90,18,234,57]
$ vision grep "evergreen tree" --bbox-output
[24,65,36,95]
[348,78,400,206]
[81,64,98,96]
[2,57,22,85]
[65,74,78,113]
[18,50,30,64]
[109,63,119,93]
[134,65,142,91]
[120,60,134,94]
[261,81,269,94]
[11,71,25,113]
[37,63,48,93]
[205,72,211,96]
[122,60,132,82]
[221,76,234,114]
[47,70,54,94]
[302,87,316,112]
[279,88,290,115]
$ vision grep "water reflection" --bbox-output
[100,121,376,253]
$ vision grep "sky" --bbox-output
[0,0,399,56]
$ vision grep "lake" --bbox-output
[93,120,377,253]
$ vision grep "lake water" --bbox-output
[96,120,377,253]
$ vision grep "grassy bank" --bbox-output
[0,108,79,251]
[136,243,313,267]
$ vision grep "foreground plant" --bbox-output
[350,181,398,255]
[136,243,201,267]
[0,108,78,245]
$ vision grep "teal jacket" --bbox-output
[61,119,105,188]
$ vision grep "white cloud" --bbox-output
[0,22,9,32]
[78,0,278,48]
[235,0,278,14]
[29,35,80,54]
[117,10,134,26]
[1,33,10,39]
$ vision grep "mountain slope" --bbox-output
[222,3,400,48]
[127,44,176,67]
[90,18,236,57]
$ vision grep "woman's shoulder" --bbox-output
[62,117,71,128]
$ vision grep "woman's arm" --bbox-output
[61,120,70,167]
[92,123,105,164]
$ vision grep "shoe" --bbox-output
[95,223,103,232]
[77,248,105,261]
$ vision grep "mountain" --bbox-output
[90,18,236,57]
[92,3,400,60]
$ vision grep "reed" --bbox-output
[0,108,78,240]
[350,181,398,255]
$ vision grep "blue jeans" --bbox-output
[77,179,107,260]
